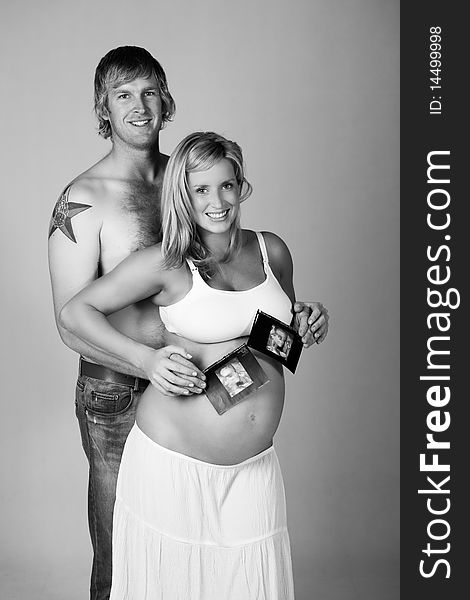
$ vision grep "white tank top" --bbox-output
[159,232,293,343]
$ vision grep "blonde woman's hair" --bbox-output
[161,132,252,272]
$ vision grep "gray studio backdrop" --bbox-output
[0,1,399,599]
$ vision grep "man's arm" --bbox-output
[48,182,147,377]
[59,245,206,395]
[292,301,329,346]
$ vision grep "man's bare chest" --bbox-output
[99,185,162,271]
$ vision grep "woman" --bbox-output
[61,132,320,599]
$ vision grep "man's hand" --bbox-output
[292,301,329,347]
[142,346,206,396]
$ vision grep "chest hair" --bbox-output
[122,181,163,250]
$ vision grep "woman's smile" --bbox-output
[206,208,230,221]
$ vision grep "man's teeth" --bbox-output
[207,210,229,220]
[131,120,150,127]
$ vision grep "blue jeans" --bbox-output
[75,373,147,600]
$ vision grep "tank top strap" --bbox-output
[185,258,207,288]
[256,231,270,272]
[186,258,199,273]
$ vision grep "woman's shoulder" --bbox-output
[117,243,177,280]
[250,230,291,262]
[131,244,188,273]
[128,242,164,264]
[240,229,292,276]
[242,228,286,247]
[117,243,190,300]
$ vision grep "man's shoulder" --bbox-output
[49,161,113,244]
[59,178,98,207]
[60,153,124,205]
[65,168,115,207]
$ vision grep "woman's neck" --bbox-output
[200,230,234,263]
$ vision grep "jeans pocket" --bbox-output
[85,381,134,417]
[75,377,86,412]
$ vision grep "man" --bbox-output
[48,46,329,600]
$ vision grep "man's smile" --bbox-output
[128,119,151,127]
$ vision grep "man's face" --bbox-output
[104,74,163,149]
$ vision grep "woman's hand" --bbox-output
[142,346,206,396]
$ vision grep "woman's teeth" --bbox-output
[206,210,229,220]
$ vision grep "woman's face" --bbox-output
[187,159,240,235]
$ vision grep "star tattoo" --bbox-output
[48,187,92,243]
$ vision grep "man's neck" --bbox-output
[108,138,164,183]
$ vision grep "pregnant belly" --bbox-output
[136,337,285,465]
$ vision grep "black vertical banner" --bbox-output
[401,3,467,599]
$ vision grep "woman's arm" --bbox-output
[262,231,328,348]
[261,231,296,302]
[59,245,205,395]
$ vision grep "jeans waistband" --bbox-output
[79,357,149,391]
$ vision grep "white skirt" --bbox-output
[110,424,295,600]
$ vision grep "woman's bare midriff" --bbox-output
[136,336,285,465]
